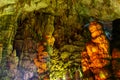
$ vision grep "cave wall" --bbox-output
[0,0,120,80]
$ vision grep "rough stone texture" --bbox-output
[0,0,120,80]
[81,21,110,80]
[50,21,85,79]
[75,0,120,21]
[0,0,120,21]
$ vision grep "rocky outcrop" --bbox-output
[81,21,111,80]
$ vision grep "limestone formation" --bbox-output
[0,0,120,80]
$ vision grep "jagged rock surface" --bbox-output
[0,0,120,80]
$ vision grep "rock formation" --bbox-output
[0,0,120,80]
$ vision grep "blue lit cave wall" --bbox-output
[0,0,120,80]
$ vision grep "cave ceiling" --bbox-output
[0,0,119,42]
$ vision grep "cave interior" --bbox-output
[0,0,120,80]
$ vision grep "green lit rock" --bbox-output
[70,52,80,59]
[60,45,80,53]
[76,0,120,21]
[23,1,49,12]
[0,0,120,20]
[61,52,71,60]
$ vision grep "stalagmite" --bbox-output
[81,21,110,80]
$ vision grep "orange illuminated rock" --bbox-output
[89,21,102,33]
[89,21,103,38]
[81,21,110,80]
[37,68,45,74]
[38,52,48,59]
[86,42,99,57]
[34,44,49,76]
[42,52,49,57]
[34,58,41,68]
[91,30,103,38]
[92,35,108,44]
[38,45,45,52]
